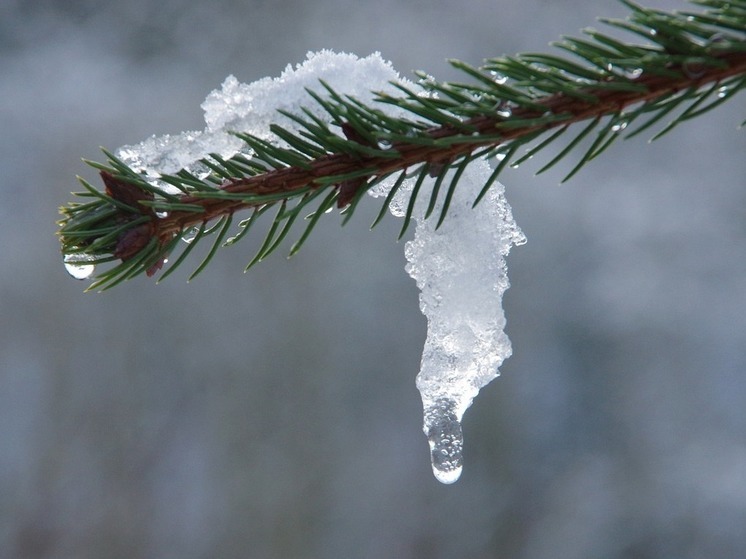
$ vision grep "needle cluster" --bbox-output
[58,0,745,290]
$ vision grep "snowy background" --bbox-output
[2,0,745,557]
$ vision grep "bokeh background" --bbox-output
[2,0,745,557]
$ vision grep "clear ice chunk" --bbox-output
[424,398,464,484]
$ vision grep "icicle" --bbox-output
[372,159,524,483]
[98,49,525,483]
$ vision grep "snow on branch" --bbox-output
[116,51,526,483]
[57,0,746,482]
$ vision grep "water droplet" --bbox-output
[605,64,641,80]
[155,209,170,218]
[490,71,508,85]
[424,398,464,484]
[611,120,628,133]
[513,231,528,246]
[492,147,510,161]
[707,33,726,46]
[683,60,706,79]
[624,68,643,80]
[377,139,393,150]
[496,103,512,118]
[181,227,199,244]
[717,85,729,99]
[63,253,95,280]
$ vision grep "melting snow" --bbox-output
[112,50,524,483]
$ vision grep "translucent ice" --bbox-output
[371,159,524,483]
[107,50,524,483]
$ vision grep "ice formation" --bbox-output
[370,161,524,483]
[111,51,524,483]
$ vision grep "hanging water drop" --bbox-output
[490,71,508,85]
[182,226,199,244]
[63,253,95,280]
[611,120,628,133]
[717,85,729,99]
[496,103,512,118]
[683,60,706,79]
[493,147,509,161]
[707,33,726,48]
[377,139,393,150]
[423,398,464,484]
[624,67,643,79]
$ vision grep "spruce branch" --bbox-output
[59,0,746,290]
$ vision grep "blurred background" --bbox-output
[1,0,745,557]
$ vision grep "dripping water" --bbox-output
[423,398,464,484]
[63,253,95,280]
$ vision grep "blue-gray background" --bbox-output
[1,1,745,557]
